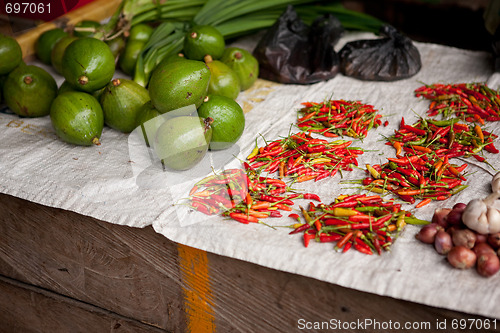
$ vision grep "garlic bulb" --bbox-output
[462,174,500,234]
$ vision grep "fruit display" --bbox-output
[153,116,213,171]
[183,25,225,61]
[100,78,150,133]
[148,59,211,113]
[50,35,79,75]
[197,94,245,150]
[3,64,58,117]
[220,47,258,91]
[0,33,23,75]
[0,0,380,155]
[35,28,68,65]
[50,91,104,146]
[62,38,115,93]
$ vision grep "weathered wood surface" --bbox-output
[0,193,186,332]
[1,193,498,333]
[0,275,166,333]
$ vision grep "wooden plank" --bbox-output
[1,193,499,333]
[177,245,216,332]
[0,275,167,333]
[206,250,499,333]
[0,193,187,332]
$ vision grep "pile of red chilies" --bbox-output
[357,83,500,207]
[290,193,427,255]
[414,82,500,123]
[296,99,383,139]
[246,132,363,183]
[362,154,468,207]
[387,117,499,162]
[188,168,321,224]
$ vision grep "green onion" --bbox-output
[100,0,384,86]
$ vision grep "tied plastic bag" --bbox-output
[253,5,344,84]
[339,24,422,81]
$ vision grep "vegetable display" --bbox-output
[415,82,500,122]
[187,167,320,222]
[3,0,500,272]
[96,0,384,87]
[246,132,363,183]
[417,199,500,278]
[291,194,427,254]
[462,172,500,235]
[296,99,382,138]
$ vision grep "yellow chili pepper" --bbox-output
[332,207,359,217]
[369,187,387,194]
[310,157,331,164]
[247,145,259,159]
[366,164,381,179]
[300,206,313,224]
[396,214,406,230]
[474,124,484,143]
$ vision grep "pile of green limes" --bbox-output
[0,21,260,171]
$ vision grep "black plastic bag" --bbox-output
[339,25,421,81]
[492,26,500,72]
[253,5,344,84]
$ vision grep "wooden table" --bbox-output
[1,192,498,333]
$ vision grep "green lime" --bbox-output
[128,23,154,42]
[35,28,68,65]
[100,78,150,133]
[220,47,259,91]
[135,101,162,146]
[118,40,144,76]
[51,35,78,74]
[0,33,22,75]
[73,20,101,37]
[154,116,212,170]
[3,65,57,117]
[149,59,210,114]
[62,37,115,93]
[205,56,240,99]
[183,25,225,61]
[50,91,104,146]
[197,94,245,150]
[161,52,187,65]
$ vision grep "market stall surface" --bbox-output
[1,32,500,331]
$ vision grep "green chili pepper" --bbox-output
[426,118,460,127]
[407,136,427,146]
[404,217,430,225]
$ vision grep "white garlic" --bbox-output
[486,207,500,233]
[462,199,489,234]
[462,173,500,234]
